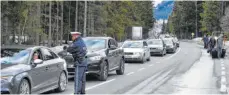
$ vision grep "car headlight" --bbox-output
[1,76,14,82]
[89,56,102,61]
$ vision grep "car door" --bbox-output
[143,41,150,58]
[29,49,49,93]
[40,48,60,89]
[111,39,120,68]
[107,39,117,70]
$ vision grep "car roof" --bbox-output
[124,40,145,43]
[83,37,113,40]
[148,39,162,41]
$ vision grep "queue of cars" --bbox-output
[0,36,179,94]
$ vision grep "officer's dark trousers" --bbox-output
[74,66,86,94]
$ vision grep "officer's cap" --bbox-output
[70,32,81,35]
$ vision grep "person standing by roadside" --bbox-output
[67,32,87,94]
[203,34,209,49]
[217,34,224,58]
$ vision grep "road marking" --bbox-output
[221,61,224,64]
[221,64,225,67]
[220,76,227,93]
[149,64,154,67]
[221,71,226,76]
[86,79,116,91]
[138,68,145,71]
[165,48,181,60]
[126,72,134,76]
[156,62,160,64]
[222,67,226,70]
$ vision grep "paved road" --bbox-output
[45,41,202,94]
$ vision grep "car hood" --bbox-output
[123,48,144,52]
[1,64,30,76]
[148,45,162,48]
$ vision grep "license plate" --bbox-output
[68,64,74,68]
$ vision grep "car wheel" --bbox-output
[147,56,150,61]
[116,59,125,75]
[98,61,108,81]
[56,71,67,92]
[18,79,30,94]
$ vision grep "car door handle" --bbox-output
[46,67,49,70]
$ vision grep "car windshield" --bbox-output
[148,40,162,45]
[83,38,106,50]
[122,41,143,48]
[0,49,31,64]
[164,40,173,45]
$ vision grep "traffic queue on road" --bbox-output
[0,35,179,94]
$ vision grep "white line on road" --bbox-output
[86,79,116,91]
[149,64,154,67]
[221,76,227,84]
[221,61,224,64]
[222,67,226,70]
[165,48,181,60]
[126,72,134,76]
[138,68,145,71]
[221,71,226,76]
[221,64,225,67]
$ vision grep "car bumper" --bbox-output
[150,49,163,54]
[67,60,101,75]
[166,48,174,52]
[124,55,143,61]
[1,79,17,94]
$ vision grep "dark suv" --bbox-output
[55,37,125,81]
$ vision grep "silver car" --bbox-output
[163,38,177,53]
[121,40,151,63]
[147,39,166,56]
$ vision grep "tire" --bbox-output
[55,71,67,92]
[98,61,108,81]
[18,79,30,94]
[147,57,150,61]
[116,58,125,75]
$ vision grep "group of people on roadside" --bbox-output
[203,33,227,58]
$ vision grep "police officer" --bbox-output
[67,32,87,94]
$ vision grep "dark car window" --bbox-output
[109,39,118,47]
[41,48,56,61]
[32,49,43,61]
[143,41,148,46]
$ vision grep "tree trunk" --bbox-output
[57,2,59,45]
[68,1,71,41]
[75,1,78,31]
[48,1,52,47]
[83,1,87,37]
[60,1,63,45]
[36,1,41,45]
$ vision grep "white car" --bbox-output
[121,40,151,63]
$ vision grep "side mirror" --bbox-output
[33,59,43,65]
[109,45,117,50]
[63,46,68,50]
